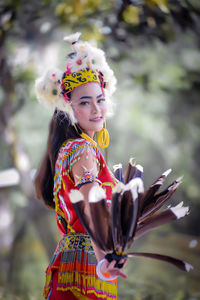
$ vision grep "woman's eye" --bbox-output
[98,98,105,103]
[80,101,89,106]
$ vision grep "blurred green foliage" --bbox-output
[0,0,200,299]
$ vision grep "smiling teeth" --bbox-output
[91,117,102,120]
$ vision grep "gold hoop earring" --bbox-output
[98,121,109,149]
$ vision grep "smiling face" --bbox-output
[70,82,107,138]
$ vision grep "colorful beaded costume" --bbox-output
[43,137,118,300]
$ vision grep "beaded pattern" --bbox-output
[55,234,94,254]
[75,170,102,189]
[54,138,101,195]
[53,138,103,235]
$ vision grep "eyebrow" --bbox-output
[79,94,104,100]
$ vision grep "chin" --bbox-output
[96,126,103,132]
[90,123,103,132]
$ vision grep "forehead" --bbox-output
[71,82,102,99]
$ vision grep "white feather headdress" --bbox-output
[35,32,117,123]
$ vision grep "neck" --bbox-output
[85,130,95,139]
[80,132,97,147]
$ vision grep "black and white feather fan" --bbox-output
[69,160,193,273]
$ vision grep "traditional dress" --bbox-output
[43,137,118,300]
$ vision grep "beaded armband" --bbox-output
[75,170,102,189]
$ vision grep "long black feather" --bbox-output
[89,186,114,251]
[69,189,105,250]
[127,252,193,272]
[139,177,182,222]
[112,185,124,252]
[139,169,172,216]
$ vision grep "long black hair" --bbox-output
[34,109,81,208]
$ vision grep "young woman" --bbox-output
[35,33,127,300]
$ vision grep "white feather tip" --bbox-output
[135,164,143,172]
[176,175,183,183]
[64,32,81,43]
[162,168,172,177]
[171,202,189,219]
[112,182,124,194]
[129,157,135,166]
[69,189,84,203]
[89,185,106,203]
[113,163,122,172]
[185,263,194,272]
[123,178,144,199]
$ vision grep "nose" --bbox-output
[91,102,99,114]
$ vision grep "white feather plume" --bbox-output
[64,32,117,101]
[35,68,63,110]
[64,32,81,43]
[35,68,77,124]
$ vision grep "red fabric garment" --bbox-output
[43,138,118,300]
[49,270,82,299]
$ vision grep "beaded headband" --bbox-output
[61,68,106,102]
[35,32,116,124]
[62,68,100,94]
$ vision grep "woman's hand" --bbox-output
[99,258,128,280]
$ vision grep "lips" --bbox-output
[90,117,103,122]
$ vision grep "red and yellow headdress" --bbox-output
[35,32,116,124]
